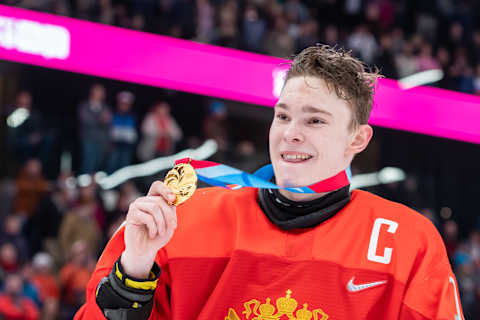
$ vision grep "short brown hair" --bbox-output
[285,45,381,129]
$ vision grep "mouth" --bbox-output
[280,152,313,163]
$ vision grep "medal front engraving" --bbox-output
[164,163,197,206]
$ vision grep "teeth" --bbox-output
[282,154,311,160]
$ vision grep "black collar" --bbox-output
[257,186,350,230]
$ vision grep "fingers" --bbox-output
[147,181,176,204]
[126,207,158,239]
[127,196,177,239]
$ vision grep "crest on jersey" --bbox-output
[225,289,328,320]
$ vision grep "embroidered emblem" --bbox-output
[224,289,328,320]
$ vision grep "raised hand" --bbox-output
[120,181,177,279]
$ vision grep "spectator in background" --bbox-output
[13,159,50,218]
[285,0,309,24]
[78,84,112,174]
[20,263,40,308]
[97,0,115,25]
[453,232,480,319]
[58,179,102,262]
[24,171,77,256]
[106,91,138,174]
[395,40,418,78]
[242,4,266,53]
[195,0,214,43]
[417,43,440,71]
[295,19,319,53]
[420,207,439,229]
[0,215,30,264]
[137,102,182,161]
[0,273,39,320]
[114,3,131,29]
[444,22,465,54]
[31,252,59,320]
[203,100,229,156]
[214,0,240,48]
[264,14,295,58]
[443,220,459,263]
[131,13,146,31]
[453,249,477,319]
[0,242,19,275]
[459,65,475,94]
[471,30,480,63]
[53,0,71,16]
[60,240,95,318]
[322,24,344,49]
[374,33,399,79]
[347,24,378,64]
[5,91,54,169]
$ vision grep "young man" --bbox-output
[75,45,464,320]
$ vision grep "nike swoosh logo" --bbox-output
[347,277,387,292]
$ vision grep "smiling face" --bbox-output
[269,76,372,201]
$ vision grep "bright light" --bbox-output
[351,167,406,189]
[6,107,29,128]
[378,167,406,184]
[0,15,70,59]
[97,139,218,190]
[398,69,444,90]
[77,174,92,187]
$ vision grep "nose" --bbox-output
[283,121,304,143]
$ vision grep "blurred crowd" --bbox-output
[2,0,480,319]
[3,0,480,94]
[3,82,265,319]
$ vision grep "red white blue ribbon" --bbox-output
[175,158,351,194]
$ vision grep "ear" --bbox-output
[347,124,373,156]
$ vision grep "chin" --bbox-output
[275,166,316,188]
[275,174,310,188]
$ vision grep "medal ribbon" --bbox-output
[175,158,351,194]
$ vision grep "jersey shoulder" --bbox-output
[350,189,441,240]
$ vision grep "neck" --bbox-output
[279,189,328,202]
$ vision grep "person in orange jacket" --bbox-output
[75,45,464,320]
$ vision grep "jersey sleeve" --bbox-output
[399,224,464,320]
[73,225,171,320]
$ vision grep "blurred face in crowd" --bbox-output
[117,92,134,113]
[78,181,97,204]
[4,215,22,235]
[56,172,78,204]
[5,274,23,297]
[0,243,18,269]
[16,91,32,109]
[90,84,106,103]
[325,25,338,44]
[155,102,170,116]
[71,240,89,266]
[118,102,132,113]
[269,76,372,201]
[23,158,43,178]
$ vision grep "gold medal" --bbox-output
[164,162,197,206]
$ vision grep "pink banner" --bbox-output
[0,5,479,144]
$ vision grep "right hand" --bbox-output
[121,181,178,279]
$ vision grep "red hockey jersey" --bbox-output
[75,188,464,320]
